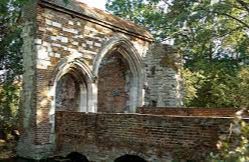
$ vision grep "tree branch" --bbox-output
[216,26,245,38]
[213,11,249,29]
[162,0,172,7]
[225,1,248,11]
[194,5,249,29]
[236,0,249,14]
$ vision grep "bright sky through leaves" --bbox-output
[77,0,106,10]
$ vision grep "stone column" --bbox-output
[17,1,53,159]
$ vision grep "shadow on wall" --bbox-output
[114,154,147,162]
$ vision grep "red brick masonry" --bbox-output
[55,109,238,161]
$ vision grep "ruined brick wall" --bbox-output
[18,0,186,160]
[144,44,183,107]
[33,2,149,144]
[18,0,152,159]
[55,111,232,161]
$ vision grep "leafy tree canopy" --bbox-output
[0,0,26,134]
[106,0,249,108]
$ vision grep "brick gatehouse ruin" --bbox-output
[18,0,237,161]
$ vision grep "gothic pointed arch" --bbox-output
[93,35,144,113]
[48,56,96,142]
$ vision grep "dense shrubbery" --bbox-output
[209,109,249,162]
[0,0,25,138]
[183,66,249,108]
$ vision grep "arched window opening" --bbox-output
[93,36,143,113]
[98,51,132,113]
[49,59,95,144]
[114,154,147,162]
[55,69,89,112]
[55,73,81,111]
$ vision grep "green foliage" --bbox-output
[0,82,21,134]
[106,0,249,108]
[181,68,206,106]
[185,60,240,108]
[210,109,249,162]
[0,0,27,135]
[231,67,249,108]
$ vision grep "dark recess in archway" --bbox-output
[66,152,89,162]
[114,154,147,162]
